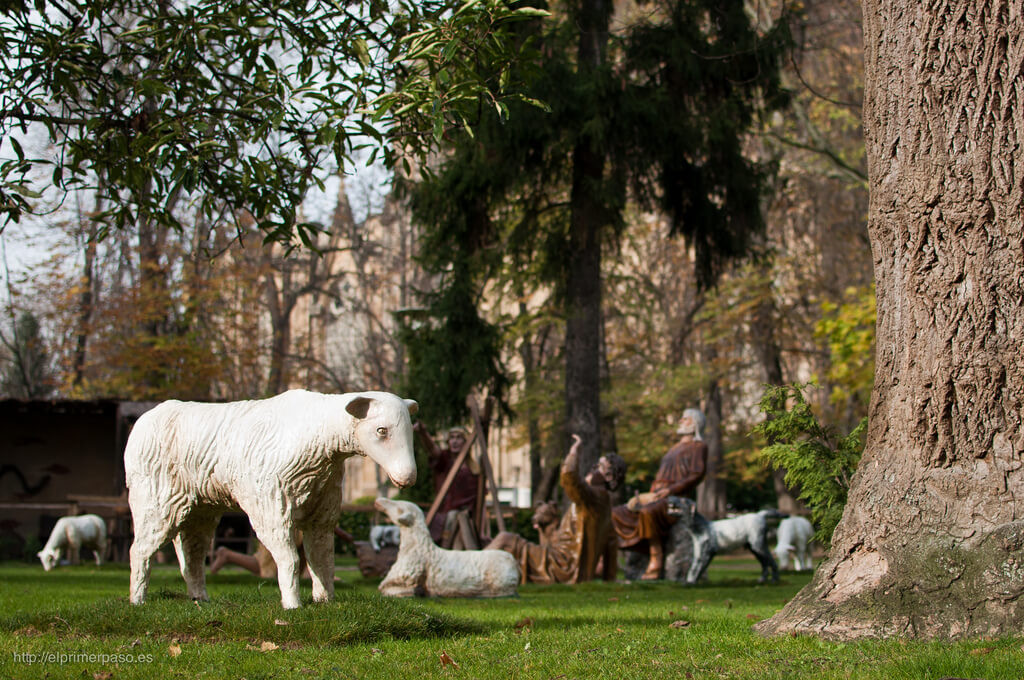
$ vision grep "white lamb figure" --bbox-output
[369,524,401,552]
[710,509,783,584]
[37,514,107,571]
[124,390,419,609]
[375,498,520,598]
[774,515,814,571]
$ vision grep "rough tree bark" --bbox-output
[757,0,1024,640]
[697,376,728,519]
[564,0,613,473]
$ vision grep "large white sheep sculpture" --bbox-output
[37,514,107,571]
[125,390,419,609]
[375,498,520,598]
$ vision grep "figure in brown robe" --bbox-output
[486,435,627,584]
[413,423,480,542]
[612,408,708,580]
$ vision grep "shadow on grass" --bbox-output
[1,590,482,646]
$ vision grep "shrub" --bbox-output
[754,383,866,546]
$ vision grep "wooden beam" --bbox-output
[468,394,506,534]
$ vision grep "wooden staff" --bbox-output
[468,394,506,534]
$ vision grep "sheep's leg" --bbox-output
[749,543,779,584]
[173,513,219,601]
[67,538,81,566]
[379,565,419,598]
[688,541,714,585]
[128,490,176,605]
[304,525,335,602]
[94,534,106,566]
[250,517,303,609]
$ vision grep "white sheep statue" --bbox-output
[37,514,107,571]
[375,498,520,598]
[774,515,814,571]
[124,390,419,609]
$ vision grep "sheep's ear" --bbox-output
[346,396,373,419]
[404,399,419,416]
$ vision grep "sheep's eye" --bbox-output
[376,426,388,438]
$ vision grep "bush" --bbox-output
[754,383,866,546]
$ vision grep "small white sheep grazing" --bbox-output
[38,514,107,571]
[375,498,519,598]
[710,509,784,584]
[125,390,419,609]
[369,525,401,552]
[774,516,814,571]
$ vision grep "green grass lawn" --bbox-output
[1,557,1022,679]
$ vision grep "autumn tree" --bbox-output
[757,0,1024,639]
[0,310,53,398]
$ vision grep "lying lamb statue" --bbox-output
[375,498,520,598]
[38,514,107,571]
[369,524,401,552]
[125,390,419,609]
[774,515,814,571]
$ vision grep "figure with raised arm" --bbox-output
[486,434,627,584]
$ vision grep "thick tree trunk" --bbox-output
[564,0,612,473]
[697,377,728,519]
[758,0,1024,640]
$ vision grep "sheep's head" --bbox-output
[37,550,58,571]
[373,497,423,528]
[346,392,419,488]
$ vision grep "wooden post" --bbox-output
[468,394,506,535]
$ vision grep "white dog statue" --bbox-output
[370,525,401,552]
[375,498,519,598]
[124,390,418,609]
[38,514,107,571]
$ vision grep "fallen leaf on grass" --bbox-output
[370,648,383,656]
[746,614,761,621]
[93,672,113,680]
[669,620,691,629]
[245,641,279,652]
[168,644,182,657]
[274,619,290,626]
[514,617,534,634]
[439,650,459,668]
[969,647,994,656]
[608,597,619,602]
